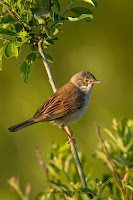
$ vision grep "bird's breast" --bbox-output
[50,91,92,128]
[78,93,91,117]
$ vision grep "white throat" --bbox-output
[79,84,94,94]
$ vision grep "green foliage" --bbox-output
[8,118,133,199]
[5,42,19,58]
[0,0,97,83]
[93,118,133,199]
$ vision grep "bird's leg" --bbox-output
[61,126,76,144]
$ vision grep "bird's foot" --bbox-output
[67,136,76,144]
[61,126,76,144]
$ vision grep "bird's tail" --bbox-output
[8,118,36,132]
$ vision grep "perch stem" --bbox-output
[38,39,93,199]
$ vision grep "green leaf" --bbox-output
[45,53,53,63]
[70,7,93,15]
[26,53,36,64]
[44,26,50,37]
[34,9,50,20]
[36,191,57,200]
[104,128,116,143]
[100,178,112,194]
[91,0,98,8]
[54,23,63,30]
[81,188,94,198]
[43,39,54,46]
[68,14,93,21]
[20,61,31,84]
[53,0,60,13]
[17,30,28,38]
[118,117,128,136]
[84,0,98,8]
[27,9,33,22]
[127,119,133,128]
[113,183,122,198]
[29,44,36,51]
[5,42,18,58]
[124,126,132,145]
[14,23,23,33]
[71,0,98,8]
[52,22,63,35]
[0,46,4,70]
[36,52,42,60]
[124,184,133,191]
[17,31,30,43]
[1,15,18,24]
[1,23,10,29]
[20,53,36,83]
[53,11,59,22]
[0,28,17,36]
[48,180,70,191]
[48,164,65,183]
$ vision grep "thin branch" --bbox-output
[65,126,87,188]
[95,122,128,200]
[36,147,46,173]
[36,147,52,189]
[2,3,18,19]
[38,39,93,199]
[48,0,51,11]
[38,40,57,92]
[50,1,73,30]
[130,192,133,200]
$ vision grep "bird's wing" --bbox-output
[33,83,85,122]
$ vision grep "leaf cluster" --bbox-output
[0,0,97,83]
[94,118,133,199]
[8,143,111,200]
[8,118,133,200]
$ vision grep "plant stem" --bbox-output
[50,1,73,30]
[38,39,93,199]
[36,147,53,189]
[8,177,28,200]
[95,123,128,200]
[47,0,51,11]
[38,40,57,92]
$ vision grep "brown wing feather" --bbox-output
[33,83,85,122]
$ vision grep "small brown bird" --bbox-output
[8,70,101,143]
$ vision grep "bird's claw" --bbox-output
[67,136,76,144]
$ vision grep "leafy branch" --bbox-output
[8,177,30,200]
[95,122,128,200]
[0,0,97,79]
[94,118,133,199]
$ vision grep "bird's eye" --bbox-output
[85,79,88,83]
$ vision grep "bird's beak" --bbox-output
[92,80,102,84]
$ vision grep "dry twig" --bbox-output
[36,147,52,189]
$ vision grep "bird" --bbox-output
[8,70,102,143]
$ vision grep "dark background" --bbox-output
[1,0,133,199]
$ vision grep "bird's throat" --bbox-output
[79,84,94,94]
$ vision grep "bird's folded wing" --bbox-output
[33,83,85,122]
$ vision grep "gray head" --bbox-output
[70,70,101,93]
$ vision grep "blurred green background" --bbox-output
[1,0,133,199]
